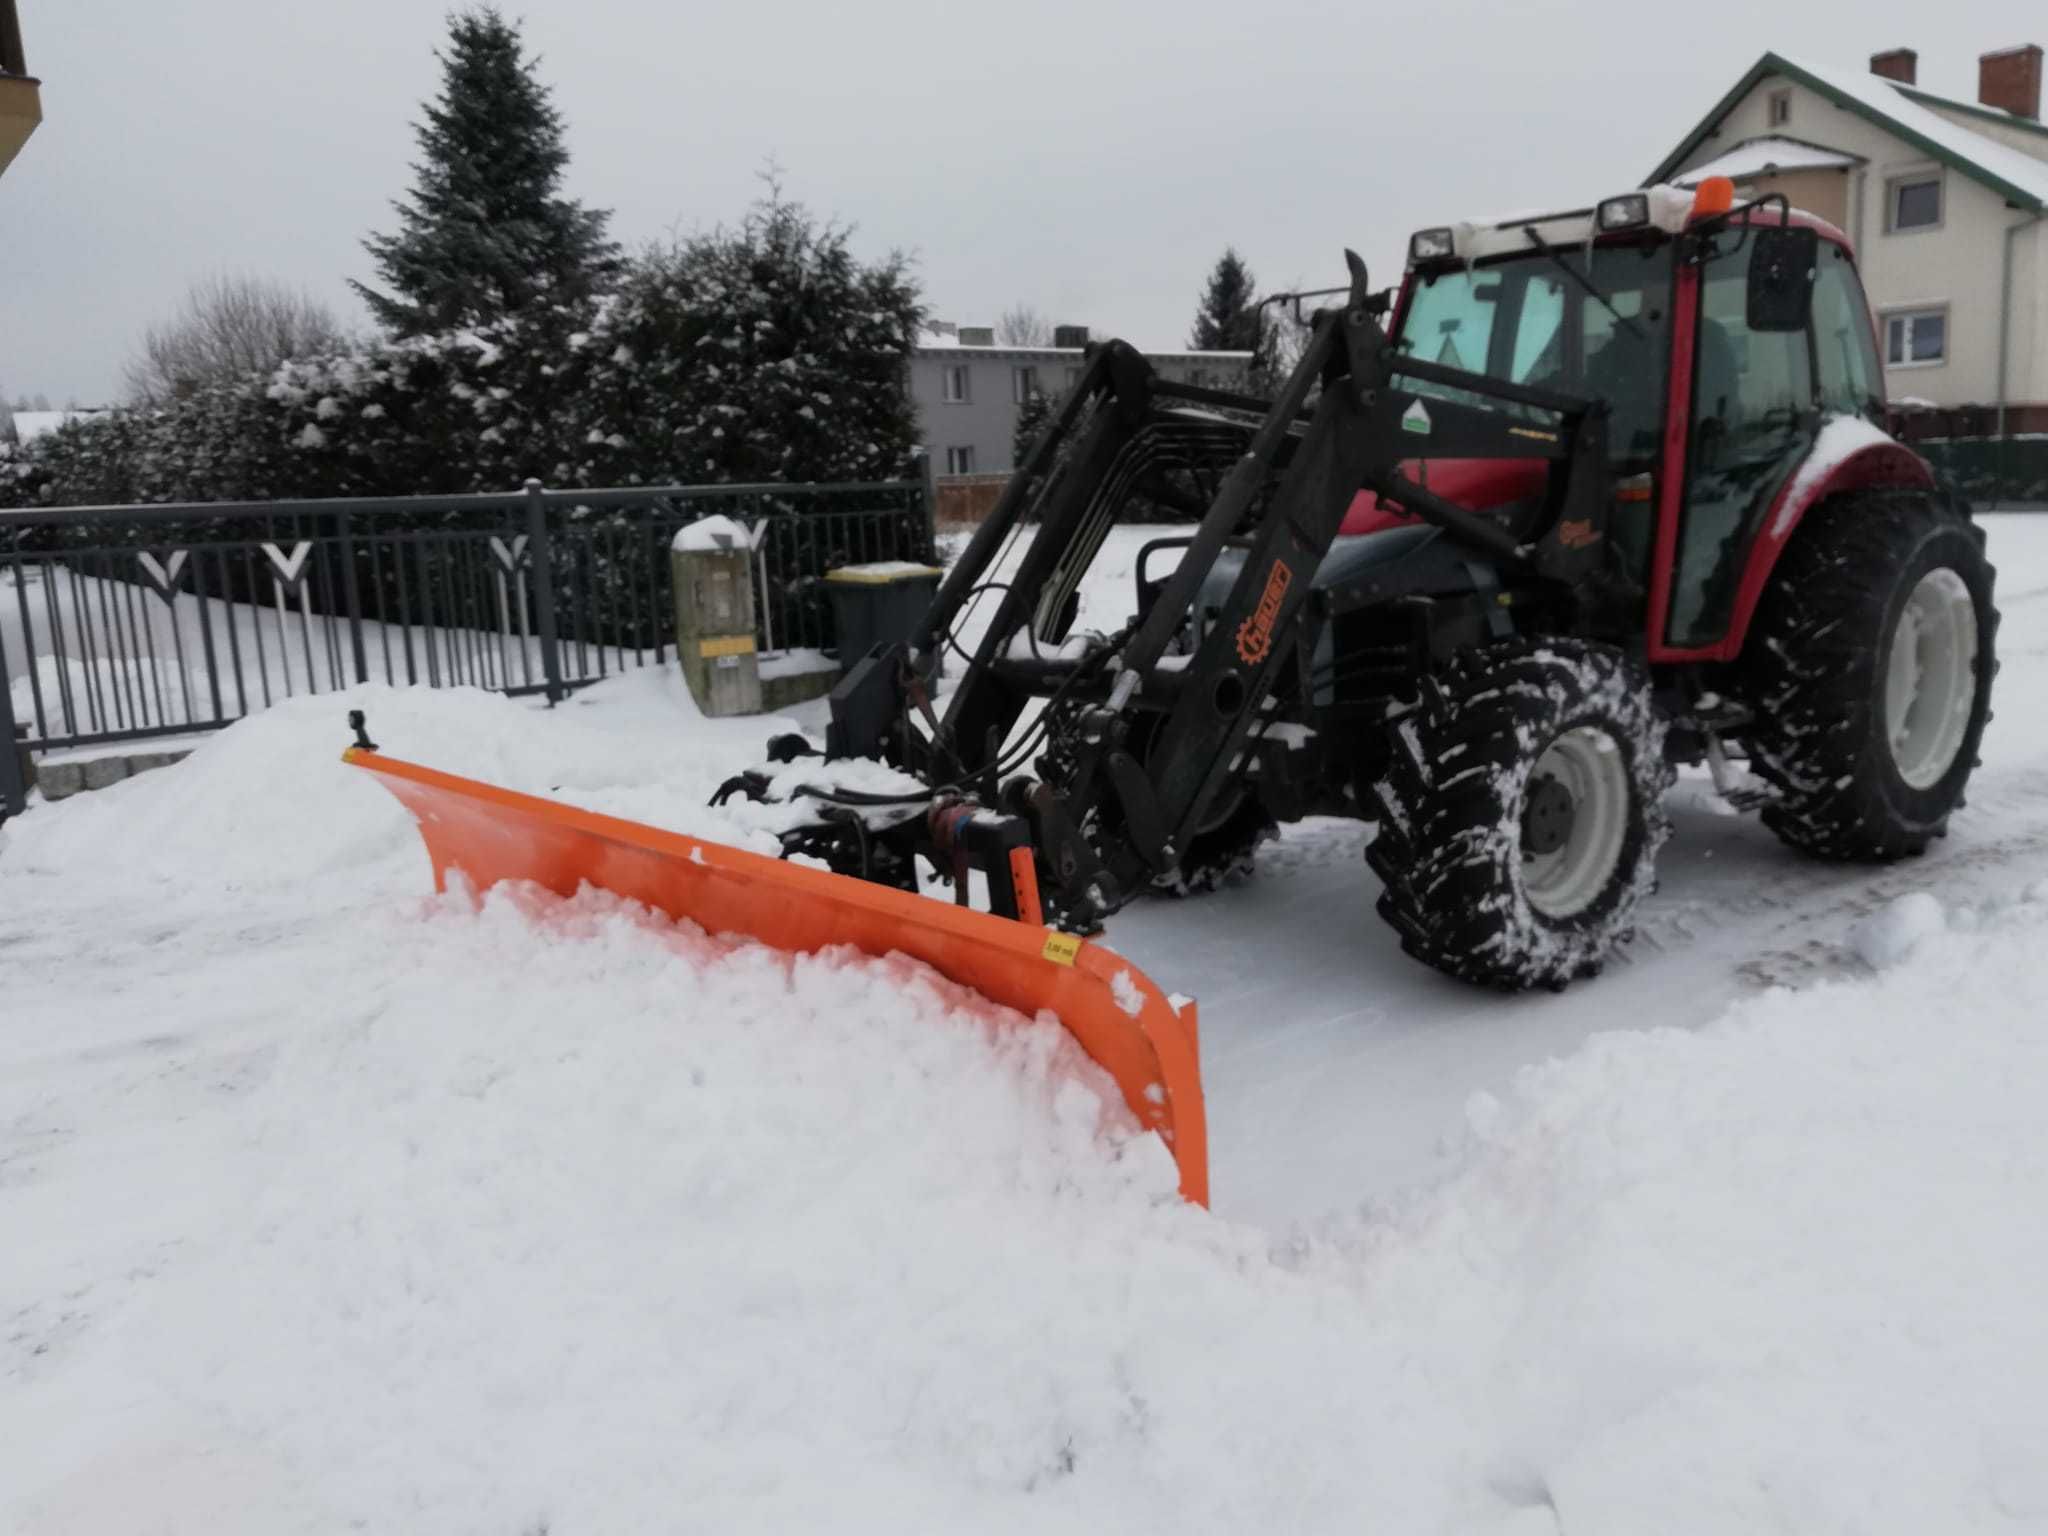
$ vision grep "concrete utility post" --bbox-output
[671,514,763,716]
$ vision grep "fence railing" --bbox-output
[1887,405,2048,508]
[0,473,934,812]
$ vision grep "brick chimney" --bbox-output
[1870,48,1918,84]
[1979,45,2043,119]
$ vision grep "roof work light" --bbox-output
[1596,193,1651,232]
[1408,227,1456,264]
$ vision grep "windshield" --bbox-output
[1393,244,1673,462]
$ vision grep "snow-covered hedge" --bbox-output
[4,198,923,513]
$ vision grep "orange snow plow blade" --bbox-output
[346,747,1208,1204]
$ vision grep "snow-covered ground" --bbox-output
[5,517,2048,1531]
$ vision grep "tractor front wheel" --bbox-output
[1739,490,1997,860]
[1365,637,1673,990]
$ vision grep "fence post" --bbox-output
[335,507,371,684]
[524,479,566,704]
[914,448,938,557]
[0,625,26,820]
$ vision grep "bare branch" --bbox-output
[125,273,349,405]
[996,304,1052,348]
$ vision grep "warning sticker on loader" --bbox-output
[1401,399,1432,435]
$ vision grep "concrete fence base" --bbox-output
[33,748,191,804]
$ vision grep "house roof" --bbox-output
[1645,51,2048,213]
[913,327,1250,363]
[1673,135,1861,185]
[1895,81,2048,143]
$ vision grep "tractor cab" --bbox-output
[1365,177,1892,661]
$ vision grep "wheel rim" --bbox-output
[1521,726,1632,921]
[1884,567,1979,790]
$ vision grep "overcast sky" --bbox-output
[3,0,2043,404]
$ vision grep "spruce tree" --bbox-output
[1190,248,1277,385]
[353,6,619,337]
[1012,385,1058,469]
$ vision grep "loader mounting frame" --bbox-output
[831,251,1620,927]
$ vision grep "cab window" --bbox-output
[1812,242,1883,423]
[1393,247,1670,463]
[1670,225,1816,647]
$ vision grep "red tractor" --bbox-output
[759,176,1997,990]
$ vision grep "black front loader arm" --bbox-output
[825,249,1616,924]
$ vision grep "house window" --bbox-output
[941,364,970,403]
[1064,365,1082,387]
[1888,175,1942,232]
[1768,89,1791,126]
[945,445,976,475]
[1012,365,1039,403]
[1884,309,1947,367]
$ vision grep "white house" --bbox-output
[1648,45,2048,433]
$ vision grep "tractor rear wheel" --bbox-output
[1738,490,1997,860]
[1365,637,1672,990]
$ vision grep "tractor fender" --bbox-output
[1719,434,1934,660]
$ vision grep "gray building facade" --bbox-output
[911,323,1252,477]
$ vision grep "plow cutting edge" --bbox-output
[346,746,1208,1204]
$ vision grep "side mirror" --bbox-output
[1746,225,1818,333]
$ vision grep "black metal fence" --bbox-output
[1887,405,2048,508]
[0,474,933,812]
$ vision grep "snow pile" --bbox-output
[6,678,2048,1530]
[1851,890,1949,968]
[0,676,798,894]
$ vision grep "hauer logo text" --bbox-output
[1235,559,1293,666]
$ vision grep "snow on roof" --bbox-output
[1780,54,2048,210]
[1443,185,1699,263]
[1674,136,1859,185]
[913,325,1250,362]
[1655,53,2048,213]
[1898,80,2048,139]
[9,410,103,443]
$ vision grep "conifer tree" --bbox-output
[1012,385,1058,469]
[354,6,618,336]
[1190,248,1277,384]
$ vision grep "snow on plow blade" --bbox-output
[346,747,1208,1204]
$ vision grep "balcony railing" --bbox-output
[0,0,39,179]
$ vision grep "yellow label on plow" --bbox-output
[1041,933,1082,966]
